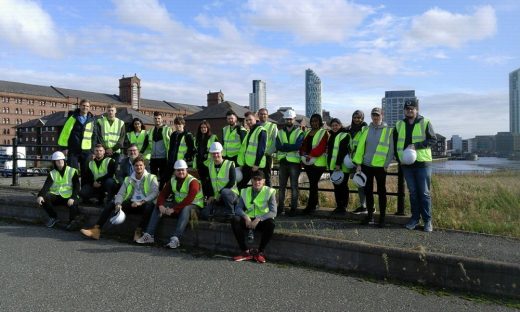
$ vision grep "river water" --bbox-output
[431,157,520,174]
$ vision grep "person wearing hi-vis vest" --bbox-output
[353,107,394,228]
[221,111,247,165]
[194,120,219,197]
[299,113,329,215]
[96,104,125,161]
[142,112,172,190]
[126,117,150,161]
[275,109,303,217]
[57,99,96,182]
[237,111,267,190]
[136,160,203,249]
[36,151,81,230]
[394,99,437,232]
[199,142,238,220]
[346,110,368,214]
[327,118,352,216]
[167,116,195,179]
[257,108,278,187]
[79,144,117,205]
[80,156,159,241]
[231,170,276,264]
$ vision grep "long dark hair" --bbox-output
[130,117,145,131]
[310,113,324,129]
[196,120,212,143]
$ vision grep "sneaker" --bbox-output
[405,219,420,230]
[165,236,180,249]
[330,208,347,217]
[352,207,367,214]
[424,220,433,232]
[254,252,267,263]
[136,233,154,244]
[45,217,58,228]
[233,250,253,262]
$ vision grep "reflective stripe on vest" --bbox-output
[58,116,94,150]
[170,174,203,208]
[129,130,150,160]
[349,126,366,156]
[222,125,243,158]
[49,166,77,198]
[306,128,327,167]
[209,159,238,199]
[353,126,393,167]
[328,132,351,172]
[263,122,278,155]
[240,186,275,218]
[99,117,124,150]
[194,134,218,169]
[396,119,432,162]
[176,135,188,161]
[88,158,112,180]
[238,126,266,168]
[148,126,171,159]
[276,127,303,163]
[123,173,156,201]
[81,122,94,150]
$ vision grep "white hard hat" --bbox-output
[283,109,296,119]
[235,167,243,183]
[209,142,223,153]
[109,209,126,225]
[174,160,188,169]
[301,155,316,166]
[401,148,417,165]
[330,170,344,185]
[343,154,355,169]
[51,151,66,161]
[352,171,367,188]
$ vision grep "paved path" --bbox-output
[0,222,515,311]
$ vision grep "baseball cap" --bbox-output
[404,99,418,109]
[371,107,382,115]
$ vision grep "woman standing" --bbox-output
[195,120,218,197]
[300,114,329,214]
[327,118,351,216]
[127,118,149,160]
[346,110,368,214]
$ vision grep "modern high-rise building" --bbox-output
[305,69,321,117]
[451,135,463,154]
[381,90,417,127]
[249,80,266,113]
[509,68,520,134]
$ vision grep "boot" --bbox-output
[133,227,143,242]
[80,225,101,240]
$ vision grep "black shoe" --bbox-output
[288,209,297,217]
[394,211,406,216]
[302,207,316,215]
[330,208,347,217]
[353,207,368,215]
[378,220,386,228]
[361,216,374,225]
[277,208,285,217]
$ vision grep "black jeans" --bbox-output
[79,178,117,203]
[40,194,79,221]
[332,171,350,210]
[66,151,91,182]
[231,216,275,252]
[237,165,255,190]
[262,155,273,187]
[197,164,212,197]
[361,165,387,221]
[96,200,155,229]
[150,158,168,190]
[303,165,326,211]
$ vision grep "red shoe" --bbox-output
[254,252,267,263]
[233,250,253,262]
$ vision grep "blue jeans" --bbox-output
[278,159,301,211]
[402,166,432,222]
[146,204,197,239]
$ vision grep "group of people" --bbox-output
[36,98,436,264]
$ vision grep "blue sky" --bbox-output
[1,0,519,138]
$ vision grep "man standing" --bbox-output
[231,171,276,263]
[58,99,96,181]
[257,108,278,187]
[221,111,247,165]
[275,109,303,216]
[237,111,267,190]
[394,99,436,232]
[144,112,172,189]
[96,104,125,161]
[168,116,195,177]
[79,144,117,205]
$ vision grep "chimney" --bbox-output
[207,91,224,107]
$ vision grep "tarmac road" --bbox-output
[0,222,515,312]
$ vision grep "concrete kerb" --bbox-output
[0,195,518,299]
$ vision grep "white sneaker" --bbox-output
[166,236,180,249]
[136,233,154,244]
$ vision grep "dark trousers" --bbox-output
[150,158,168,190]
[66,151,91,182]
[262,155,273,187]
[231,216,275,252]
[197,165,212,197]
[278,159,301,212]
[96,200,155,229]
[40,194,79,221]
[332,172,350,210]
[79,178,117,203]
[361,165,387,221]
[303,165,326,211]
[237,165,256,190]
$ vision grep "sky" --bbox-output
[1,0,519,139]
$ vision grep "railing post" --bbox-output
[397,165,405,214]
[11,137,19,186]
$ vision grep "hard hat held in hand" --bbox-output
[301,155,316,166]
[235,167,243,183]
[110,209,126,225]
[343,154,355,169]
[352,171,367,188]
[330,170,344,185]
[401,148,417,165]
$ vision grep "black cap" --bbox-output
[404,99,418,109]
[251,170,265,180]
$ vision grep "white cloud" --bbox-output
[246,0,373,43]
[468,54,515,65]
[112,0,180,32]
[403,6,497,49]
[0,0,61,58]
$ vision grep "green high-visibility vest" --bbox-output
[263,121,278,156]
[209,159,238,199]
[127,130,149,158]
[240,185,276,218]
[175,134,189,162]
[304,128,327,167]
[328,132,351,173]
[237,125,266,168]
[88,158,112,180]
[222,125,244,158]
[123,173,157,201]
[49,166,77,199]
[349,127,366,156]
[170,174,203,208]
[148,126,172,159]
[194,134,218,169]
[58,116,94,150]
[396,118,432,163]
[353,126,393,167]
[277,127,303,163]
[98,117,124,150]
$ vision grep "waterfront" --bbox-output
[432,157,520,174]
